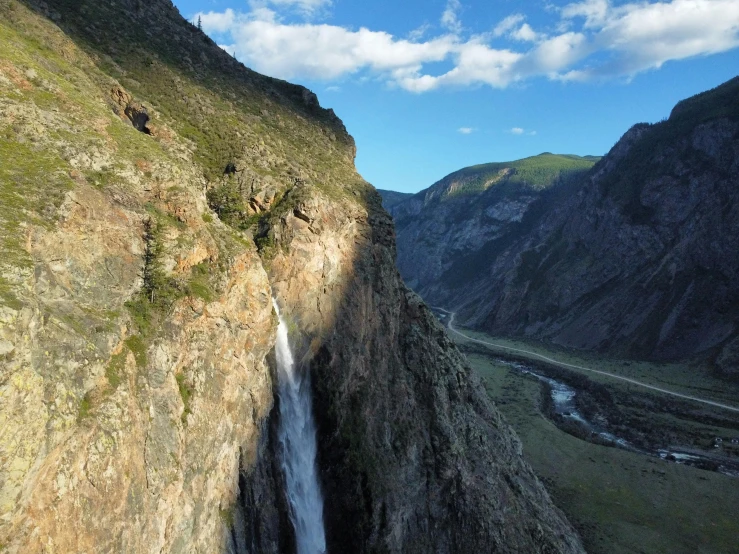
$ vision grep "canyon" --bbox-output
[0,0,585,552]
[385,77,739,375]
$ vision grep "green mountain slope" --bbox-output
[387,153,597,297]
[418,153,598,202]
[391,76,739,376]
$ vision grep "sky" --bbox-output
[172,0,739,193]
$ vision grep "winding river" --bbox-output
[498,359,739,478]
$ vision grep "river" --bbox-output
[497,359,739,478]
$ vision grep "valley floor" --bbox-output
[449,323,739,554]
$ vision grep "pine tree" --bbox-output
[197,16,202,31]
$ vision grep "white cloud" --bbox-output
[493,14,525,37]
[441,0,463,34]
[226,14,455,81]
[199,9,237,33]
[325,86,341,92]
[510,127,525,135]
[199,0,739,92]
[408,23,432,42]
[458,127,475,134]
[561,0,609,28]
[595,0,739,74]
[249,0,332,16]
[530,32,589,72]
[510,23,541,42]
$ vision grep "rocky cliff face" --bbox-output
[249,187,583,553]
[0,0,584,552]
[389,78,739,375]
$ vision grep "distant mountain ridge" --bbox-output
[387,76,739,377]
[381,153,598,311]
[377,189,411,210]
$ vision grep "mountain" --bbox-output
[0,0,583,552]
[377,188,412,210]
[389,77,739,376]
[385,153,597,297]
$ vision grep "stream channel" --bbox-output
[496,359,739,479]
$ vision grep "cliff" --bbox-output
[0,0,583,552]
[388,78,739,375]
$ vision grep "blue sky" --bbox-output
[173,0,739,193]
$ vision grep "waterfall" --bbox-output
[273,299,327,554]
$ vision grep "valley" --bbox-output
[1,0,737,551]
[445,320,739,553]
[384,79,739,550]
[386,77,739,372]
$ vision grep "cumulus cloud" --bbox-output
[510,23,541,42]
[196,0,739,92]
[493,14,525,37]
[220,12,455,81]
[199,9,237,33]
[458,127,475,134]
[441,0,463,34]
[591,0,739,75]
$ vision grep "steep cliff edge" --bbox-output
[247,186,583,553]
[0,1,280,550]
[389,78,739,375]
[0,0,584,552]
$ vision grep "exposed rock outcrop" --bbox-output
[0,0,584,552]
[254,183,584,553]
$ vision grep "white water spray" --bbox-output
[273,299,327,554]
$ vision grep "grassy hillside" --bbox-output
[12,0,361,188]
[458,328,739,554]
[424,153,599,200]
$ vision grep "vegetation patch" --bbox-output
[176,372,194,423]
[105,350,127,389]
[77,391,93,422]
[218,506,234,527]
[207,180,250,230]
[186,263,216,303]
[124,335,147,368]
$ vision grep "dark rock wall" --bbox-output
[390,78,739,372]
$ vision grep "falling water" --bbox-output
[273,299,327,554]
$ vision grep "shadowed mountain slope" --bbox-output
[388,77,739,377]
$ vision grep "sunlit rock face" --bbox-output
[257,182,584,553]
[0,0,584,552]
